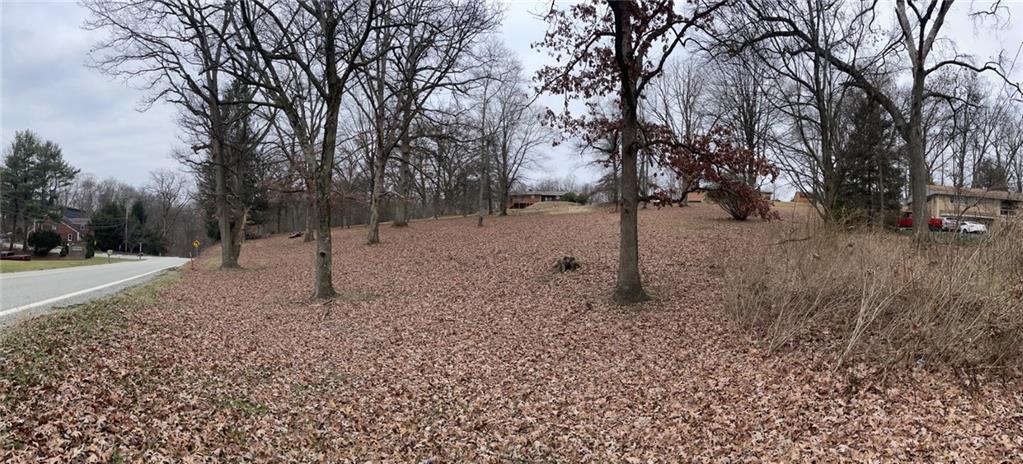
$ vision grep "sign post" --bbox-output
[191,240,200,270]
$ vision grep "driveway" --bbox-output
[0,256,188,327]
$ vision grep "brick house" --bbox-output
[33,207,90,256]
[507,191,567,209]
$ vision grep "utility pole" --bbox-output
[124,201,129,253]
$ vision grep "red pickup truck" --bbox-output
[898,213,943,231]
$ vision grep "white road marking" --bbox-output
[0,267,168,318]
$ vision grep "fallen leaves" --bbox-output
[1,205,1021,461]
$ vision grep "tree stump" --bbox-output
[556,256,579,272]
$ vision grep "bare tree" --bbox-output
[729,0,1023,238]
[145,169,189,242]
[646,61,708,203]
[719,0,866,220]
[84,0,242,268]
[997,103,1023,192]
[232,0,379,298]
[357,0,497,241]
[493,95,550,215]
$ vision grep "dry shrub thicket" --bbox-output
[728,217,1023,372]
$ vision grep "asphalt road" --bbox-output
[0,256,189,328]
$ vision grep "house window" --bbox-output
[1002,200,1018,217]
[68,233,73,242]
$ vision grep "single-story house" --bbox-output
[507,191,567,209]
[924,184,1021,223]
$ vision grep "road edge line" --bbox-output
[0,267,174,318]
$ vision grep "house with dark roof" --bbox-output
[33,207,91,247]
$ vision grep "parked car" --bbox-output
[0,250,31,261]
[958,221,988,234]
[897,213,944,231]
[940,217,959,231]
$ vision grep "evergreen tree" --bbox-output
[974,158,1009,191]
[1,132,38,249]
[130,200,147,225]
[1,130,78,249]
[834,94,905,221]
[195,80,269,244]
[91,201,126,252]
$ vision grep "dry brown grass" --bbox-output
[728,217,1023,373]
[513,200,603,215]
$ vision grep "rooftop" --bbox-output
[510,191,568,197]
[926,184,1023,202]
[63,207,88,219]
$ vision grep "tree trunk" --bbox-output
[312,175,336,299]
[610,2,648,304]
[612,162,620,212]
[275,205,282,235]
[477,104,488,227]
[393,133,412,227]
[477,142,488,227]
[367,3,388,243]
[9,212,18,251]
[230,208,246,262]
[908,74,929,240]
[498,173,509,216]
[212,138,238,269]
[367,153,386,244]
[304,194,315,242]
[485,167,493,215]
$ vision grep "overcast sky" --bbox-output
[2,1,1021,193]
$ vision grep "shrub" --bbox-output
[655,126,779,220]
[560,192,588,205]
[726,220,1023,373]
[59,243,69,257]
[84,234,95,259]
[26,230,61,257]
[707,183,770,221]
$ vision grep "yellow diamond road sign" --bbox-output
[193,240,201,249]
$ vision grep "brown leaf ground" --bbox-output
[2,204,1021,462]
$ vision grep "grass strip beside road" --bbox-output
[0,270,179,404]
[0,258,135,273]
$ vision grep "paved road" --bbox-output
[0,256,189,327]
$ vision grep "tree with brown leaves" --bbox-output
[536,0,725,303]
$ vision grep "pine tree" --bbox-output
[195,80,269,247]
[834,94,905,222]
[91,201,126,253]
[1,130,78,249]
